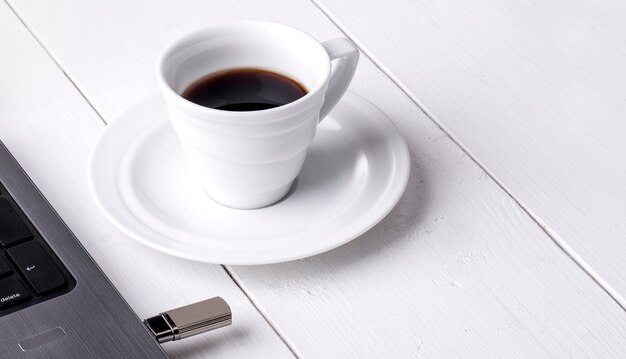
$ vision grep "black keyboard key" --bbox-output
[8,241,66,295]
[0,199,33,247]
[0,277,30,308]
[0,256,11,277]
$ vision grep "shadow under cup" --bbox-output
[157,22,333,209]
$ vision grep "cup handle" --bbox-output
[319,38,359,121]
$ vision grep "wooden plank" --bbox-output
[0,4,293,358]
[233,58,626,358]
[309,0,626,304]
[7,0,626,357]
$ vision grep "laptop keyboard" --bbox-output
[0,183,75,316]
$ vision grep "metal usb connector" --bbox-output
[144,297,232,343]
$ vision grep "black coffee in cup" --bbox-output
[182,68,307,111]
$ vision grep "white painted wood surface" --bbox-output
[311,0,626,306]
[233,60,626,357]
[3,0,626,358]
[0,3,292,358]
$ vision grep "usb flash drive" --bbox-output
[144,297,232,343]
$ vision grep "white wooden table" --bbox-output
[2,0,626,357]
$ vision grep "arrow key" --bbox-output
[8,241,66,295]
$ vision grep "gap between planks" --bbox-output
[307,0,626,312]
[4,0,106,127]
[3,1,300,356]
[223,266,302,358]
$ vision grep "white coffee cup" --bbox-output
[157,21,359,209]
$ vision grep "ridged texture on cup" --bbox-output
[167,96,323,208]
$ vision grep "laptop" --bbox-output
[0,141,169,358]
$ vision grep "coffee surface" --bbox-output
[182,68,307,111]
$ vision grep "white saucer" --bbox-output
[89,92,410,265]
